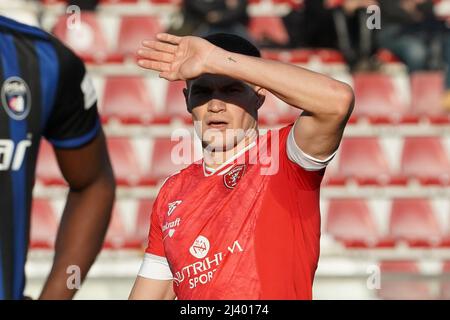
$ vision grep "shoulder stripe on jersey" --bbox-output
[34,39,59,131]
[0,31,28,299]
[48,118,100,149]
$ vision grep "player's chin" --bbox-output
[202,139,236,153]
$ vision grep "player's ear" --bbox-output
[255,87,266,110]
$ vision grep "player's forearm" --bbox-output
[204,46,353,117]
[39,173,115,300]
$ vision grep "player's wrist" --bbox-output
[203,45,228,76]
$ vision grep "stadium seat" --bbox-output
[352,73,409,123]
[145,137,195,184]
[400,137,450,185]
[52,13,122,64]
[259,93,300,125]
[36,140,65,185]
[410,72,449,123]
[116,16,163,57]
[30,199,58,249]
[389,198,442,247]
[325,199,379,247]
[378,261,432,300]
[100,0,138,4]
[248,16,290,47]
[104,203,128,249]
[101,76,158,124]
[164,81,190,122]
[130,199,154,248]
[107,138,144,186]
[440,261,450,299]
[315,49,345,64]
[261,49,312,64]
[330,137,392,185]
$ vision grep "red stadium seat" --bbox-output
[330,137,392,185]
[261,49,312,64]
[30,199,58,249]
[101,76,158,124]
[145,137,195,184]
[107,138,144,186]
[352,73,409,123]
[36,140,65,185]
[164,81,190,122]
[131,199,155,248]
[440,261,450,299]
[149,0,182,4]
[259,93,300,125]
[410,72,449,123]
[315,49,345,64]
[400,137,450,185]
[378,261,432,300]
[389,198,442,247]
[116,16,163,57]
[52,13,122,64]
[104,203,128,249]
[325,199,379,247]
[248,16,290,46]
[100,0,138,4]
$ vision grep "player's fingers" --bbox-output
[137,49,174,63]
[142,40,177,54]
[159,71,179,81]
[156,33,182,45]
[137,59,171,72]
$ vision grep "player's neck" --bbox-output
[203,130,258,171]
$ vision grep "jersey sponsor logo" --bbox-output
[1,77,31,120]
[223,164,246,189]
[162,217,181,240]
[167,200,182,216]
[0,137,32,171]
[189,235,210,259]
[173,240,244,289]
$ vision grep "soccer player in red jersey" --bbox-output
[129,33,354,300]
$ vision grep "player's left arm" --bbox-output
[137,34,354,159]
[39,131,115,300]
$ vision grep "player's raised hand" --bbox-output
[137,33,216,81]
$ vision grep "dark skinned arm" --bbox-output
[38,130,115,299]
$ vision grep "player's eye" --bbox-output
[192,87,211,95]
[225,86,243,94]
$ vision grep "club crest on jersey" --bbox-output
[189,235,210,259]
[223,164,246,189]
[1,77,31,120]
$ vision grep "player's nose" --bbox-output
[207,99,226,113]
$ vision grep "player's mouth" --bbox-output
[206,119,229,130]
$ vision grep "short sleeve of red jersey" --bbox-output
[277,124,335,190]
[138,197,173,280]
[145,199,165,257]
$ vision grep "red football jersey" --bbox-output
[141,125,328,299]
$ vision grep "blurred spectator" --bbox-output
[169,0,250,41]
[377,0,450,110]
[283,0,377,69]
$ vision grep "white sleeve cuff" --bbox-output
[138,253,173,280]
[286,124,337,171]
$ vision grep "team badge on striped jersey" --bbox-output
[223,164,246,189]
[1,77,31,120]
